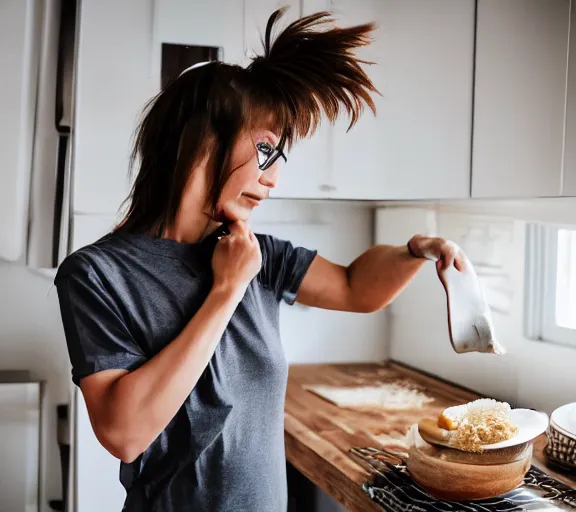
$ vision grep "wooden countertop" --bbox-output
[284,361,576,512]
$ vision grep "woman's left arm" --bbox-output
[295,235,465,313]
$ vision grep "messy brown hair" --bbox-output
[117,8,379,236]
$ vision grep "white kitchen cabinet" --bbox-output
[271,0,475,201]
[330,0,475,200]
[472,0,570,198]
[270,122,336,199]
[0,0,42,261]
[562,0,576,196]
[73,0,156,216]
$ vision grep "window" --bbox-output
[525,224,576,347]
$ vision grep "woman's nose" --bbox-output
[259,164,279,188]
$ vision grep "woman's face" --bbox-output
[214,129,284,222]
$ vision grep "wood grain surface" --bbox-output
[284,361,576,512]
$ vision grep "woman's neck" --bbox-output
[164,209,221,244]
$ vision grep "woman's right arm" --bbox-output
[79,221,261,463]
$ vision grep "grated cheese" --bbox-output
[449,399,518,452]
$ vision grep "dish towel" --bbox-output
[436,248,505,355]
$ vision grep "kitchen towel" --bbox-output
[437,248,506,355]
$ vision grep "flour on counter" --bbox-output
[304,382,435,410]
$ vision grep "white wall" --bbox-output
[252,199,388,364]
[376,203,576,414]
[0,260,70,512]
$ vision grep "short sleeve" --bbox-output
[257,235,317,305]
[55,258,147,386]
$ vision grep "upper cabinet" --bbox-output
[472,0,570,199]
[5,0,576,264]
[0,0,42,261]
[70,0,576,206]
[562,0,576,196]
[269,0,475,201]
[330,0,475,201]
[73,0,156,216]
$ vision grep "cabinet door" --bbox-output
[270,126,335,199]
[0,0,41,261]
[73,0,156,215]
[331,0,474,200]
[563,0,576,196]
[472,0,569,198]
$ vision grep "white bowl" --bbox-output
[550,402,576,440]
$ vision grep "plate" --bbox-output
[550,402,576,439]
[481,409,549,450]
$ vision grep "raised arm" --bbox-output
[296,235,464,313]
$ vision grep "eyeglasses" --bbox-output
[256,141,287,171]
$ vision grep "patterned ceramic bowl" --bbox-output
[545,403,576,469]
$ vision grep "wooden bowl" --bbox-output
[406,428,533,501]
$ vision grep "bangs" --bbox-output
[243,95,287,145]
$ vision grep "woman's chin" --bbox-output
[219,206,252,223]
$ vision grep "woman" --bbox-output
[55,8,464,512]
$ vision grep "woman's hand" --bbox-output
[407,234,467,272]
[211,221,262,298]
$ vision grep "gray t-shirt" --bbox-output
[54,229,317,512]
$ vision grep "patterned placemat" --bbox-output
[351,447,576,511]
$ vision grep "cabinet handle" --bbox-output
[319,184,337,192]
